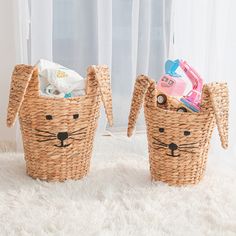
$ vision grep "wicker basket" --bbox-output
[7,64,113,181]
[127,75,228,186]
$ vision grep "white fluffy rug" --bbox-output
[0,135,236,236]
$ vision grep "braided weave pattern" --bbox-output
[128,76,228,186]
[7,65,112,181]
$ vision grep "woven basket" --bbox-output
[127,75,228,186]
[7,64,113,181]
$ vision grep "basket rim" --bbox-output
[37,88,87,101]
[149,103,212,117]
[7,64,113,128]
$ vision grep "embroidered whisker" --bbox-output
[35,129,55,136]
[179,149,197,154]
[153,146,166,151]
[35,133,56,138]
[153,142,167,147]
[152,137,168,146]
[70,127,87,135]
[179,146,199,149]
[69,132,86,136]
[36,138,57,143]
[179,142,199,147]
[69,137,83,141]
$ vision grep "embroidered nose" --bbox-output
[57,132,68,141]
[168,143,178,151]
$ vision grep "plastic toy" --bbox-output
[156,89,191,112]
[157,59,186,97]
[165,59,181,77]
[157,74,186,97]
[156,59,203,113]
[179,60,203,112]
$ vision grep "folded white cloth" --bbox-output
[45,84,65,98]
[37,59,86,97]
[45,84,85,98]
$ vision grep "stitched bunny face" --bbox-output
[127,75,228,185]
[20,95,91,152]
[147,107,216,185]
[151,112,213,158]
[7,65,112,181]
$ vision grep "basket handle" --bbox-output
[206,82,229,149]
[127,75,153,137]
[87,65,113,126]
[6,65,37,127]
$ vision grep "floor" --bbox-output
[0,134,235,236]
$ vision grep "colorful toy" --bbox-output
[156,59,189,112]
[156,59,203,113]
[156,89,191,112]
[157,60,186,97]
[179,60,203,112]
[165,59,181,77]
[157,74,186,97]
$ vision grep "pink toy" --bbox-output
[179,60,203,112]
[157,74,186,97]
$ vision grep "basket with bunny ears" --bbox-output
[127,75,229,186]
[7,65,113,181]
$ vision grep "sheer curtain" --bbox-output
[14,0,30,151]
[29,0,172,133]
[170,0,236,156]
[15,0,236,156]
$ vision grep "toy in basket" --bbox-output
[156,59,203,112]
[127,67,228,186]
[6,64,113,181]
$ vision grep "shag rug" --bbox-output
[0,135,236,236]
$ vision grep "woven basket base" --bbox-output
[127,75,229,187]
[6,64,113,182]
[150,171,204,186]
[26,171,89,182]
[26,161,90,182]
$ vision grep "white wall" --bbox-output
[0,0,18,149]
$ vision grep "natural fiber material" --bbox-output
[6,64,113,181]
[127,75,229,186]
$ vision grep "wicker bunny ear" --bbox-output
[206,82,229,149]
[87,65,113,126]
[6,64,35,128]
[127,75,152,137]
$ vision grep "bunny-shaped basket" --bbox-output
[127,75,229,186]
[7,65,113,181]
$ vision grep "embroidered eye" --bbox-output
[73,114,79,119]
[46,115,53,120]
[159,128,164,133]
[184,131,191,136]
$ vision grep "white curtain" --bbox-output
[30,0,53,63]
[51,0,172,131]
[14,0,30,151]
[14,0,171,150]
[170,0,236,156]
[17,0,236,157]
